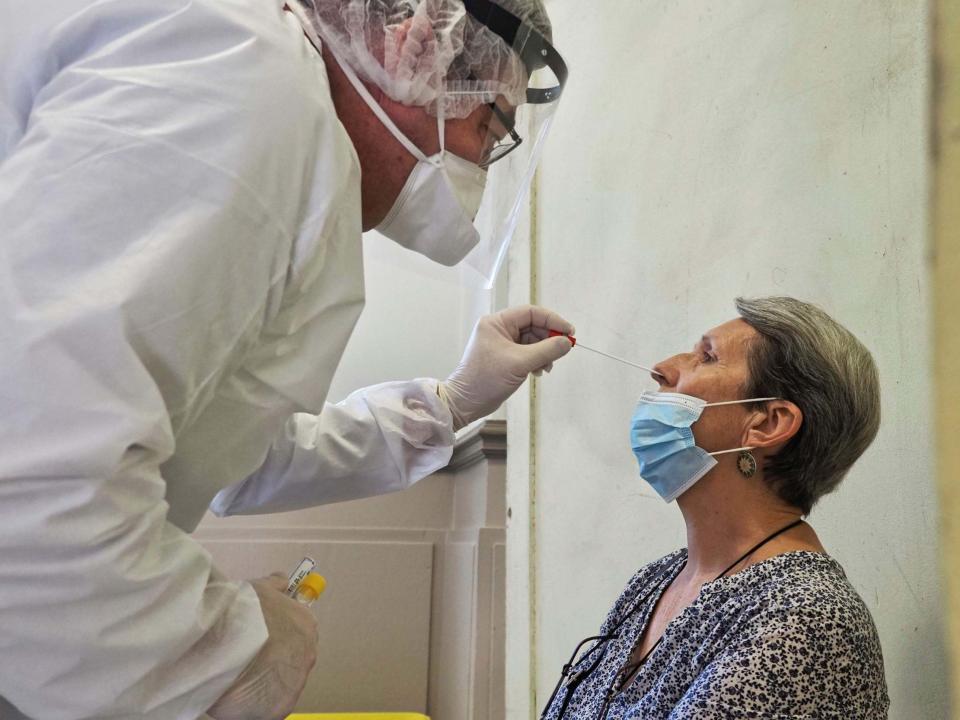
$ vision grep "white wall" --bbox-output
[507,1,944,718]
[326,232,486,403]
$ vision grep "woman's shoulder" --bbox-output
[749,552,866,603]
[723,552,881,643]
[705,552,889,716]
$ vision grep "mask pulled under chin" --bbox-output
[376,151,486,267]
[630,390,778,503]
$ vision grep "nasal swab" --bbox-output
[549,331,664,379]
[577,343,664,376]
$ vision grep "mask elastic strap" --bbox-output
[703,397,779,458]
[332,49,442,167]
[704,397,779,407]
[709,446,754,457]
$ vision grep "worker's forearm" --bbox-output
[210,378,456,516]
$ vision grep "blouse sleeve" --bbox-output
[668,604,889,720]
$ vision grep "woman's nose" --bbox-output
[651,361,677,388]
[652,353,692,388]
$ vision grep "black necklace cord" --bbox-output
[714,518,805,580]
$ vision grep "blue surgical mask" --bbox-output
[630,390,778,503]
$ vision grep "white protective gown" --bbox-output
[0,1,455,718]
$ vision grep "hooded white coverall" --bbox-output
[0,1,457,717]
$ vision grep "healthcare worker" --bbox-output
[0,1,571,718]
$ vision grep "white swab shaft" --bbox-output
[576,342,663,377]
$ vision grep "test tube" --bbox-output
[286,556,327,608]
[293,572,327,607]
[285,556,316,596]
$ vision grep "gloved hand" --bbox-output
[438,305,575,431]
[207,574,319,720]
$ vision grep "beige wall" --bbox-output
[935,1,960,716]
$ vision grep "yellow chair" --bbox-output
[287,715,430,720]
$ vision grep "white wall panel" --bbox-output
[198,424,508,718]
[201,536,434,713]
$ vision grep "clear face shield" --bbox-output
[459,0,568,287]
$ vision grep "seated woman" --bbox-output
[541,296,888,720]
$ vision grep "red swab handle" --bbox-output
[549,330,577,346]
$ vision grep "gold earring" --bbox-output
[737,450,758,478]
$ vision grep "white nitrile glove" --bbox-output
[438,305,576,431]
[207,574,319,720]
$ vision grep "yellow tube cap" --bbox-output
[297,572,327,602]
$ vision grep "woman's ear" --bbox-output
[743,400,803,453]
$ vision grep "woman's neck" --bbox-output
[676,471,811,581]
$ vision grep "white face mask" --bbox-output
[377,149,486,266]
[333,51,487,266]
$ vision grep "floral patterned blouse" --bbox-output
[541,550,888,719]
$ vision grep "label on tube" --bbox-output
[286,556,316,596]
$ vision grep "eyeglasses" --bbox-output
[539,562,682,719]
[479,102,523,168]
[541,633,617,719]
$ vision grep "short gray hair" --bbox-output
[735,297,881,515]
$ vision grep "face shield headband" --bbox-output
[461,0,569,106]
[460,0,569,287]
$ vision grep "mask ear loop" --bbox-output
[709,446,755,457]
[704,397,779,407]
[703,397,780,457]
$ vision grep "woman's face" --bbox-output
[651,318,762,454]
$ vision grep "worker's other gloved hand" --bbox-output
[439,305,575,431]
[207,574,318,720]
